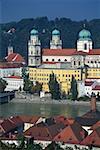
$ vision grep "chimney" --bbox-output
[90,93,96,112]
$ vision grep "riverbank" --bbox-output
[10,93,100,106]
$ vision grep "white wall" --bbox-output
[3,77,24,91]
[0,67,22,78]
[42,56,71,63]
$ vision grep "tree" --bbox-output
[30,81,42,95]
[0,78,7,93]
[97,92,100,101]
[70,75,78,101]
[22,67,33,93]
[61,91,67,99]
[48,73,61,100]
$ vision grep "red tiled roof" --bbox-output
[5,76,22,79]
[6,53,25,63]
[0,62,22,69]
[81,127,100,147]
[24,122,65,141]
[88,49,100,55]
[9,116,23,125]
[54,115,74,126]
[72,51,87,55]
[19,115,40,124]
[0,119,16,133]
[92,85,100,90]
[85,81,94,86]
[54,121,87,144]
[42,49,100,56]
[42,49,76,56]
[91,121,100,130]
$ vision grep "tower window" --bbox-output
[74,61,76,65]
[64,59,67,61]
[52,59,54,61]
[46,59,48,61]
[78,61,81,66]
[31,51,33,55]
[31,59,33,64]
[84,43,87,50]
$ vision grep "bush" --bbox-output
[77,95,89,101]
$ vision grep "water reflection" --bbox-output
[0,102,99,118]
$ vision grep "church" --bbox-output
[28,28,100,68]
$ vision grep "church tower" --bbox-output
[50,29,62,49]
[8,45,13,56]
[77,29,93,52]
[28,29,41,67]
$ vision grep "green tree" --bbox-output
[30,81,42,95]
[70,75,78,101]
[61,91,67,99]
[0,78,7,93]
[97,92,100,101]
[22,67,33,93]
[48,73,61,100]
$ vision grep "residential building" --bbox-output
[3,76,24,91]
[29,67,84,93]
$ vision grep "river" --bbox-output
[0,100,100,118]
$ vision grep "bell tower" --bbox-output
[28,29,41,67]
[77,29,93,53]
[50,29,62,49]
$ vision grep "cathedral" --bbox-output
[28,28,100,68]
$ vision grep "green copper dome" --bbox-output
[52,29,60,35]
[30,29,38,35]
[79,29,91,39]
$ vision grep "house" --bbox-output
[19,115,43,132]
[81,127,100,148]
[54,121,87,144]
[3,76,24,91]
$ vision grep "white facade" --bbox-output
[28,29,41,67]
[43,55,71,63]
[3,76,24,91]
[85,55,100,68]
[50,29,62,49]
[77,81,85,97]
[7,45,14,56]
[0,67,22,78]
[77,40,92,52]
[77,29,93,52]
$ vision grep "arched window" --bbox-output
[46,59,48,61]
[31,59,33,64]
[84,43,87,50]
[58,59,61,62]
[64,59,67,61]
[52,59,54,61]
[78,61,81,66]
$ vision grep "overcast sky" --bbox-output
[0,0,100,23]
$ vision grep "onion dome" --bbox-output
[30,29,38,35]
[78,29,91,40]
[52,29,60,35]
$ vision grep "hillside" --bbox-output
[0,17,100,61]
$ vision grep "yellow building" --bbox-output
[29,67,84,93]
[87,68,100,79]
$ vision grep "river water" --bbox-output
[0,100,100,118]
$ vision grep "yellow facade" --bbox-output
[29,67,83,93]
[87,68,100,79]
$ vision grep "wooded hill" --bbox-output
[0,17,100,61]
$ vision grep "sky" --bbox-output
[0,0,100,23]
